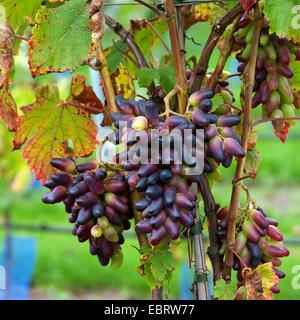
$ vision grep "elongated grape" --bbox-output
[267,225,283,241]
[135,219,152,233]
[52,172,73,187]
[206,113,218,124]
[236,52,248,63]
[199,99,213,113]
[256,48,266,71]
[188,89,214,106]
[135,198,150,212]
[242,220,260,243]
[265,41,277,61]
[150,211,166,229]
[50,158,76,173]
[237,11,251,29]
[217,114,241,127]
[105,179,127,193]
[235,232,247,254]
[42,192,52,204]
[278,75,292,96]
[209,136,225,163]
[179,210,195,228]
[76,161,97,173]
[92,202,105,218]
[252,91,262,109]
[217,206,229,220]
[105,193,129,213]
[148,197,164,215]
[163,186,176,208]
[77,208,94,225]
[146,185,163,200]
[277,47,291,65]
[138,164,157,177]
[105,207,123,226]
[249,209,268,229]
[159,169,173,183]
[271,109,284,132]
[176,193,194,210]
[260,29,269,46]
[135,177,148,192]
[296,50,300,61]
[86,174,104,195]
[260,81,271,103]
[266,73,279,91]
[234,37,247,47]
[192,109,210,128]
[150,225,167,246]
[278,63,293,79]
[205,124,218,140]
[95,168,107,180]
[265,91,281,114]
[242,43,252,59]
[69,181,89,197]
[165,218,181,240]
[165,204,181,221]
[224,138,245,158]
[166,115,188,129]
[102,239,115,257]
[237,63,247,73]
[146,170,160,186]
[137,100,160,125]
[48,186,67,203]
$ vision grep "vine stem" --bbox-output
[59,102,103,114]
[95,44,118,113]
[205,15,242,89]
[190,1,244,92]
[165,0,188,115]
[252,117,300,127]
[145,20,171,54]
[222,5,263,282]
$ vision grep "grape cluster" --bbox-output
[234,11,297,140]
[106,92,245,246]
[216,205,289,297]
[42,158,132,269]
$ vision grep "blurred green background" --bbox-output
[0,1,300,300]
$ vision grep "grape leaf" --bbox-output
[13,74,99,184]
[242,263,280,300]
[111,65,135,100]
[130,17,168,56]
[214,278,236,300]
[105,40,128,74]
[290,60,300,91]
[182,3,212,30]
[136,244,175,290]
[0,0,42,32]
[264,0,300,43]
[0,83,19,131]
[0,23,15,87]
[240,0,256,11]
[28,0,93,77]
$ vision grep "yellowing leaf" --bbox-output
[0,83,19,131]
[111,65,135,100]
[28,0,93,77]
[242,263,280,300]
[13,75,99,184]
[182,3,212,30]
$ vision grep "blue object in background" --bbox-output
[179,261,214,300]
[0,236,37,300]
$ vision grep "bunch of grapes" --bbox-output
[42,157,132,269]
[105,92,245,246]
[216,205,289,297]
[234,10,298,140]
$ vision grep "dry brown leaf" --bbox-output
[88,0,105,45]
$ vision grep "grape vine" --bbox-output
[0,0,299,300]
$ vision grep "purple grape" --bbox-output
[192,109,210,128]
[199,99,213,113]
[234,37,247,47]
[76,161,97,173]
[135,219,152,233]
[217,115,241,127]
[52,172,73,187]
[48,186,67,203]
[105,207,123,226]
[50,158,76,173]
[105,179,127,193]
[77,207,93,225]
[266,73,279,91]
[222,153,233,168]
[166,115,188,129]
[146,185,163,200]
[188,89,214,107]
[137,100,160,125]
[179,210,195,228]
[138,164,158,177]
[260,81,271,103]
[256,48,266,71]
[92,202,105,218]
[278,63,293,79]
[220,127,241,144]
[69,181,89,197]
[86,174,104,194]
[277,47,291,65]
[165,204,181,221]
[224,138,245,158]
[237,11,251,29]
[105,193,129,213]
[265,91,281,114]
[164,186,176,208]
[150,211,166,229]
[150,225,167,246]
[148,197,164,215]
[252,90,262,109]
[44,179,57,189]
[264,60,277,74]
[176,193,194,210]
[165,218,181,240]
[209,136,225,163]
[136,177,148,192]
[205,124,218,140]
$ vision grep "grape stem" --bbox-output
[252,117,300,127]
[144,20,171,54]
[133,0,166,20]
[190,1,244,92]
[223,5,263,282]
[231,248,248,269]
[159,87,184,118]
[205,15,242,90]
[15,34,30,41]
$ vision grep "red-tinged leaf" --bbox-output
[274,122,291,143]
[242,263,280,300]
[0,23,15,87]
[0,83,19,131]
[27,0,94,77]
[67,73,104,114]
[13,79,98,184]
[240,0,256,11]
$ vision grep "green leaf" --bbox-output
[290,60,300,91]
[28,0,93,77]
[0,0,42,32]
[264,0,300,42]
[106,40,127,73]
[136,68,160,87]
[214,278,236,300]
